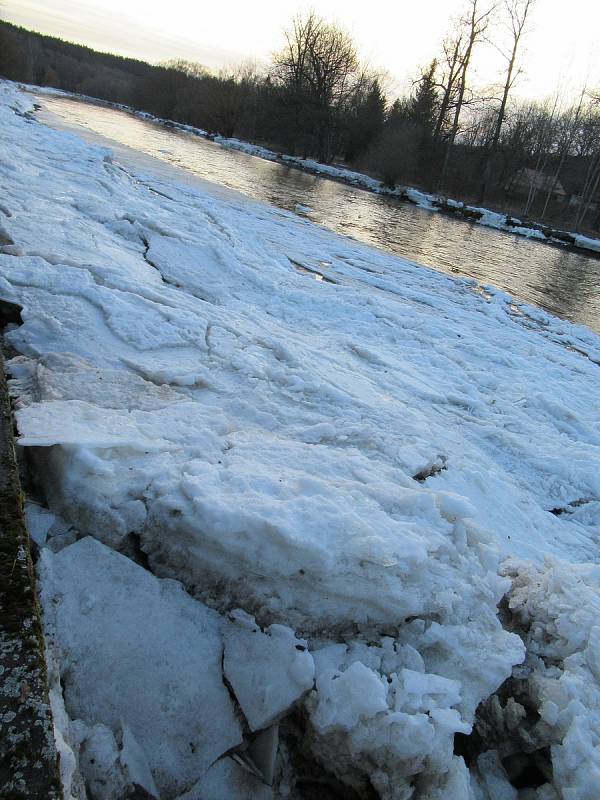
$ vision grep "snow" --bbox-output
[574,233,600,253]
[1,79,600,798]
[294,203,313,215]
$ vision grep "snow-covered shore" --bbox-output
[2,81,600,799]
[24,82,600,258]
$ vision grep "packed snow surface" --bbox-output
[1,81,600,799]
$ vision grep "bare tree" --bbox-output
[162,60,208,78]
[479,0,535,200]
[271,12,321,154]
[273,12,319,97]
[433,31,467,143]
[573,93,600,230]
[574,149,600,231]
[272,12,360,161]
[438,0,496,187]
[514,96,559,215]
[540,88,586,219]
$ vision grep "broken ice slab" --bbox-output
[176,756,274,800]
[247,723,279,786]
[224,610,315,731]
[39,537,243,797]
[75,721,161,799]
[24,500,56,546]
[120,724,160,799]
[475,750,518,800]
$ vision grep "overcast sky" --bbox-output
[3,0,599,101]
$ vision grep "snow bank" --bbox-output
[1,80,600,798]
[574,234,600,254]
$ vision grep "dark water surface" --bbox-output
[37,94,600,334]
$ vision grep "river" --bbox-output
[36,93,600,334]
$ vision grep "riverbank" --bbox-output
[22,81,600,259]
[2,79,600,799]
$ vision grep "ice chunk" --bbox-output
[476,750,518,800]
[77,723,128,800]
[393,668,462,713]
[177,757,274,800]
[224,613,314,731]
[71,720,160,800]
[500,558,600,799]
[304,645,473,797]
[310,661,388,732]
[312,643,349,676]
[47,648,84,800]
[247,723,279,785]
[24,501,56,546]
[39,538,243,796]
[120,725,160,799]
[410,755,475,800]
[584,626,600,682]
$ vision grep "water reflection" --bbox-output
[536,248,599,320]
[37,94,600,333]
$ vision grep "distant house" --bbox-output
[506,168,567,203]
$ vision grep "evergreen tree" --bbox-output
[409,61,440,135]
[385,98,411,130]
[343,78,386,162]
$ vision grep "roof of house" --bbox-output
[512,167,567,196]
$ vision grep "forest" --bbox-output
[1,1,599,235]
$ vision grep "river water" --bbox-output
[36,94,600,334]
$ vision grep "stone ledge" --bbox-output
[0,347,61,800]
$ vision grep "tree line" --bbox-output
[1,4,599,234]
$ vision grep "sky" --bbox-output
[3,0,599,102]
